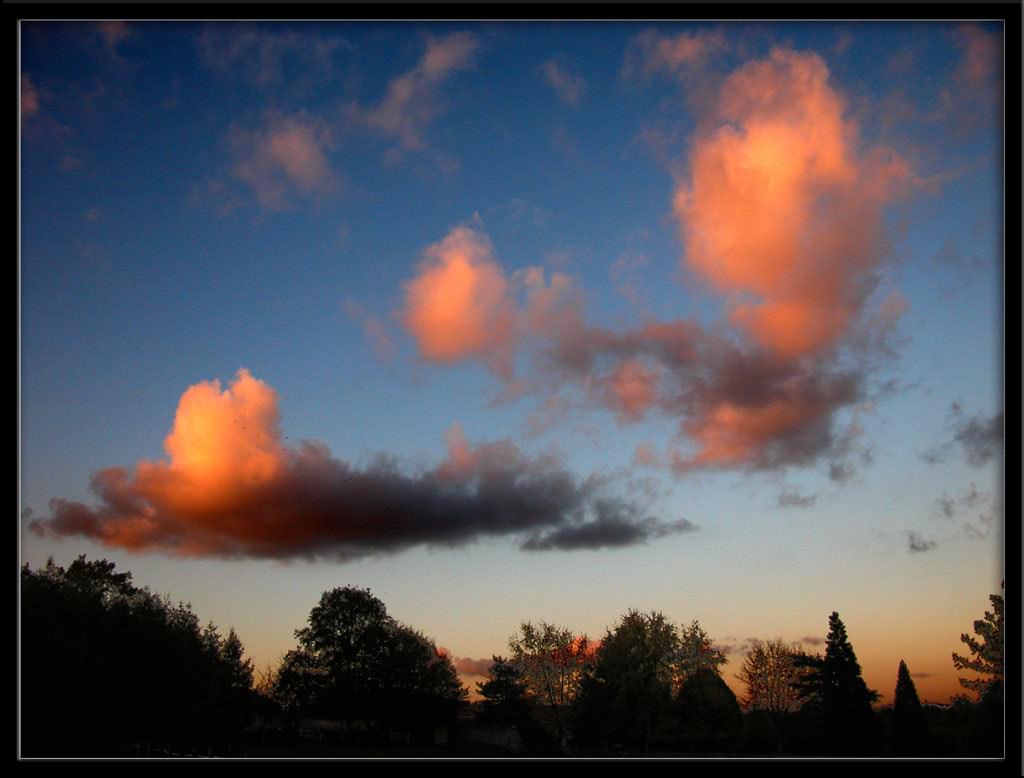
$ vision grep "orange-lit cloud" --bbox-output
[676,48,911,359]
[392,48,913,478]
[402,227,517,376]
[33,371,693,559]
[229,111,338,211]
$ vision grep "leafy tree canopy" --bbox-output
[274,586,465,722]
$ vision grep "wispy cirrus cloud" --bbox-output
[350,32,478,152]
[541,59,586,106]
[198,25,345,91]
[624,28,728,78]
[31,371,693,560]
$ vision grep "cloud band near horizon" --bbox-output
[30,370,695,560]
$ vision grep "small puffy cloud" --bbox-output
[604,359,661,423]
[97,21,130,52]
[31,371,691,560]
[453,657,493,676]
[21,73,40,123]
[936,24,1002,139]
[908,532,937,554]
[229,111,338,211]
[952,23,1001,90]
[935,482,992,522]
[354,32,478,151]
[800,635,825,647]
[401,227,517,377]
[541,60,586,106]
[954,411,1003,467]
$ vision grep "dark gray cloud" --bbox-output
[935,482,992,522]
[521,499,697,551]
[526,296,873,476]
[908,532,937,553]
[715,637,760,657]
[800,636,825,647]
[31,436,691,561]
[954,411,1003,467]
[920,405,1002,468]
[777,487,817,509]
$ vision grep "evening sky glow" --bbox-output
[20,20,1004,705]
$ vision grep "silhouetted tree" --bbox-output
[572,610,678,752]
[21,556,256,757]
[674,620,727,688]
[890,660,929,756]
[477,656,531,723]
[508,621,591,748]
[675,667,743,753]
[952,588,1004,698]
[273,586,465,742]
[736,638,801,752]
[792,612,880,756]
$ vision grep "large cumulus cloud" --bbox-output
[397,48,914,477]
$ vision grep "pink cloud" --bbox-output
[357,32,478,151]
[21,74,40,123]
[605,359,661,422]
[229,112,337,211]
[392,48,915,479]
[97,21,130,52]
[541,60,586,106]
[626,28,728,78]
[453,657,493,676]
[633,443,660,468]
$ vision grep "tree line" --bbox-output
[19,556,1004,758]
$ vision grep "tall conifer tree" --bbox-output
[891,660,929,756]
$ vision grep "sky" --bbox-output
[19,19,1006,706]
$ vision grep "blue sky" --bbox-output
[20,20,1004,703]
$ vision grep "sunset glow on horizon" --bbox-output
[20,19,1005,712]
